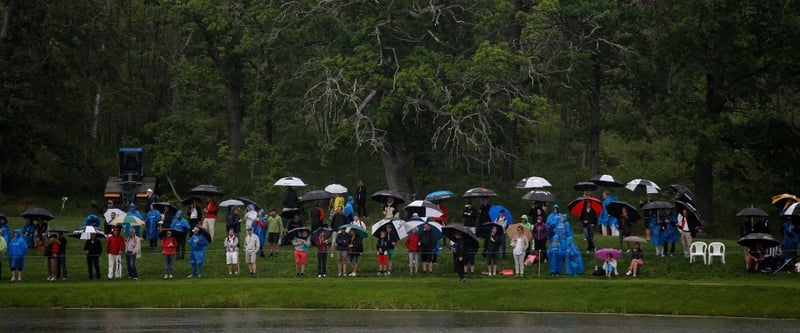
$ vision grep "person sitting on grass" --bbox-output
[603,252,617,278]
[746,242,763,273]
[625,242,644,277]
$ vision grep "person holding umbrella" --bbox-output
[746,242,764,273]
[346,228,363,277]
[419,222,437,274]
[580,200,598,253]
[203,196,218,241]
[452,230,468,283]
[376,230,390,276]
[106,227,125,279]
[187,227,209,278]
[83,230,103,280]
[161,230,176,279]
[405,227,420,275]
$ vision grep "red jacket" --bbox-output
[161,236,177,256]
[107,234,125,255]
[204,200,217,219]
[405,232,420,253]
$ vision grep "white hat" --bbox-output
[146,188,154,193]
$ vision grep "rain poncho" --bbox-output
[22,222,35,248]
[8,229,28,269]
[0,219,10,244]
[547,238,564,274]
[125,206,143,236]
[82,214,101,228]
[599,194,619,233]
[782,220,798,261]
[563,236,584,275]
[170,210,191,234]
[144,209,161,240]
[664,210,679,244]
[244,206,257,230]
[344,196,355,223]
[252,210,267,248]
[546,205,569,242]
[189,233,209,264]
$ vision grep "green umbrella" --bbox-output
[338,223,368,238]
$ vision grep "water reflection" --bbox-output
[3,309,796,333]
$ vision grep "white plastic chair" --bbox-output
[706,241,725,265]
[689,241,708,264]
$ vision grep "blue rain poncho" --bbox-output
[189,232,209,264]
[546,204,570,242]
[344,196,355,223]
[170,210,191,234]
[563,236,584,275]
[547,237,564,275]
[8,229,28,269]
[145,209,161,240]
[782,221,798,261]
[598,194,619,232]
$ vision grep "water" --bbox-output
[2,309,795,332]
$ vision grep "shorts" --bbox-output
[486,252,498,265]
[294,251,307,264]
[420,251,433,263]
[348,253,360,264]
[226,252,239,264]
[377,254,388,265]
[386,249,395,260]
[465,251,476,265]
[268,233,280,244]
[337,250,349,262]
[245,251,257,263]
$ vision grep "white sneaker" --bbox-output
[625,271,632,276]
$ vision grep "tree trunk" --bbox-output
[693,72,727,226]
[380,146,414,196]
[1,0,14,40]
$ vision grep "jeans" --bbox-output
[126,252,138,278]
[87,255,100,279]
[584,227,595,252]
[57,255,67,279]
[164,255,175,275]
[317,252,328,275]
[191,262,204,276]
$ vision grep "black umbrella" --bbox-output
[48,226,71,233]
[22,207,54,221]
[573,182,598,192]
[312,227,333,244]
[188,184,224,197]
[670,184,695,203]
[674,200,701,220]
[180,197,202,206]
[238,197,261,211]
[641,201,673,210]
[153,201,178,212]
[0,213,7,223]
[159,228,178,239]
[589,174,625,187]
[299,190,332,203]
[521,190,556,202]
[371,190,405,204]
[280,208,300,219]
[286,227,311,240]
[737,233,780,248]
[605,201,641,224]
[462,187,497,198]
[191,227,212,243]
[443,225,479,249]
[735,207,769,217]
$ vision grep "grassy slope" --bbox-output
[0,215,797,318]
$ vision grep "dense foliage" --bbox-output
[1,0,798,232]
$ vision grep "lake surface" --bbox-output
[2,309,796,332]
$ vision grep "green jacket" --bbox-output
[266,215,284,234]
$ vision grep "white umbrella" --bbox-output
[625,179,661,193]
[219,199,245,207]
[403,200,442,218]
[274,176,307,187]
[589,174,625,187]
[80,226,104,240]
[103,209,126,223]
[515,176,552,189]
[371,218,407,240]
[324,184,348,194]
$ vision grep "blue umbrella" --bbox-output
[409,221,442,239]
[488,205,513,225]
[238,197,261,212]
[425,190,456,202]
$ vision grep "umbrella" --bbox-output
[324,184,348,194]
[371,190,405,204]
[103,208,126,222]
[425,190,456,202]
[573,182,598,192]
[641,201,673,211]
[589,174,625,187]
[180,196,202,206]
[595,248,622,260]
[69,226,106,240]
[219,199,245,207]
[191,227,212,243]
[312,227,333,241]
[505,224,532,241]
[735,207,769,217]
[737,233,780,248]
[48,226,70,233]
[299,190,331,203]
[286,227,312,240]
[771,193,799,210]
[625,179,661,193]
[462,187,497,198]
[22,207,54,221]
[522,190,556,202]
[488,205,514,225]
[515,176,552,189]
[670,184,695,203]
[280,208,300,219]
[567,196,603,217]
[274,176,306,187]
[605,201,641,224]
[623,236,648,244]
[783,202,800,216]
[404,200,442,218]
[338,223,368,238]
[674,201,701,222]
[238,197,261,211]
[188,184,224,196]
[644,186,660,194]
[442,225,479,249]
[152,201,177,213]
[416,221,443,239]
[110,214,145,226]
[371,218,407,240]
[158,228,178,239]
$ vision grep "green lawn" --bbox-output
[1,215,797,319]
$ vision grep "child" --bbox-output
[376,230,390,276]
[314,228,329,277]
[603,252,617,278]
[292,230,310,277]
[45,234,60,281]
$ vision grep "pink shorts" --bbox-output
[377,254,388,265]
[294,250,307,264]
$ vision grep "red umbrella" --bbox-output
[567,196,602,217]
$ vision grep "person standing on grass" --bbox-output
[125,203,143,237]
[313,228,329,278]
[344,196,355,223]
[385,224,398,275]
[532,216,548,262]
[405,227,420,275]
[510,225,529,277]
[252,209,267,257]
[8,229,27,282]
[187,227,209,278]
[187,198,202,230]
[484,225,502,276]
[125,228,141,280]
[580,201,597,253]
[244,226,260,277]
[356,180,367,219]
[419,223,437,274]
[452,231,467,283]
[145,205,161,249]
[244,205,257,232]
[376,230,390,276]
[462,201,478,234]
[83,230,103,280]
[202,196,218,241]
[0,229,6,280]
[161,230,177,279]
[292,230,310,277]
[346,228,363,277]
[106,227,125,279]
[56,231,68,280]
[170,210,191,260]
[224,228,239,275]
[335,228,350,276]
[45,234,60,281]
[266,209,284,257]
